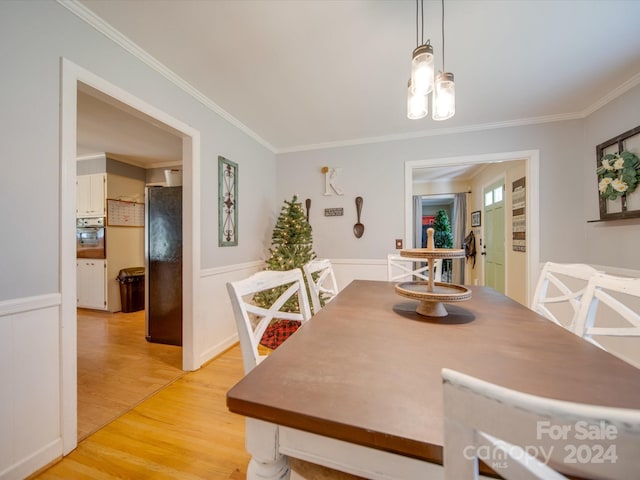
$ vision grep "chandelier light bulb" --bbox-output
[432,72,455,121]
[410,44,434,96]
[407,79,428,119]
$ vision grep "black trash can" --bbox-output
[117,267,145,313]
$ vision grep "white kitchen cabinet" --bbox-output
[77,259,107,310]
[77,173,106,217]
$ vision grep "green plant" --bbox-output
[433,209,454,278]
[253,195,316,312]
[433,209,453,249]
[597,151,640,200]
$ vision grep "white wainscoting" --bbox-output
[328,258,387,290]
[0,294,63,480]
[592,264,640,369]
[0,257,410,479]
[196,258,388,366]
[198,261,264,366]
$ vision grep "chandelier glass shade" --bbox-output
[410,43,434,96]
[407,0,455,121]
[432,72,455,121]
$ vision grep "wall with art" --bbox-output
[583,82,640,271]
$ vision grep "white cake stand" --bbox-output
[394,228,471,317]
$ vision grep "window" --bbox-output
[493,186,503,203]
[485,186,504,206]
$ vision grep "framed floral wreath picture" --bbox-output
[596,125,640,221]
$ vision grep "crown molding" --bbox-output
[582,71,640,117]
[275,112,583,154]
[277,71,640,154]
[57,0,276,153]
[57,0,640,157]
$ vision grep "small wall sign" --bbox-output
[324,208,344,217]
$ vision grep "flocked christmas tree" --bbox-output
[253,195,316,312]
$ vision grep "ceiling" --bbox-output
[77,88,183,168]
[76,0,640,172]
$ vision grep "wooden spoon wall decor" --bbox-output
[305,198,311,222]
[353,196,364,238]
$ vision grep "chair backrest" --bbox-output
[387,253,443,283]
[227,269,312,373]
[572,272,640,354]
[442,368,640,480]
[530,262,600,330]
[302,259,339,314]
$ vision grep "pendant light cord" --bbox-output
[441,0,446,71]
[416,0,425,47]
[415,0,418,47]
[421,0,424,45]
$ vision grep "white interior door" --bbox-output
[483,181,505,293]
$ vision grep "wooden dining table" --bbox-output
[226,280,640,479]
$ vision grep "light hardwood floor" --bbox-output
[76,308,185,440]
[36,341,250,479]
[36,309,363,479]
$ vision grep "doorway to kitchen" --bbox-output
[75,100,185,440]
[61,59,200,454]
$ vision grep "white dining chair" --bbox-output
[442,368,640,480]
[572,272,640,354]
[302,258,339,314]
[530,262,600,330]
[229,270,362,479]
[387,253,443,283]
[227,269,312,374]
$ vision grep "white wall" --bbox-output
[277,121,586,265]
[0,2,275,477]
[583,83,640,269]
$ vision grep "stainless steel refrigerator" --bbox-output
[145,186,182,346]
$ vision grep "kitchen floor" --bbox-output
[77,308,183,440]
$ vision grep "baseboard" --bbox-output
[0,438,62,480]
[198,333,239,366]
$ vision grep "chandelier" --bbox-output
[407,0,455,121]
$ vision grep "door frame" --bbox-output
[60,58,201,454]
[405,150,539,304]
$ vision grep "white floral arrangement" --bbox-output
[597,151,640,200]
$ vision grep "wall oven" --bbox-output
[77,217,106,259]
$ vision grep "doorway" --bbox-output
[405,150,540,305]
[75,93,184,440]
[483,179,506,293]
[61,59,200,454]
